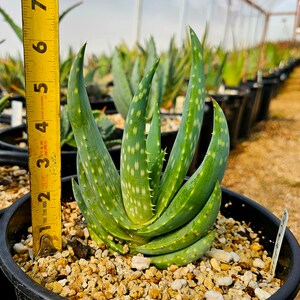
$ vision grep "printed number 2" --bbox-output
[38,192,50,202]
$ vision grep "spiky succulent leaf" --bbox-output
[130,57,141,94]
[137,99,229,236]
[76,156,146,244]
[71,178,127,254]
[146,101,165,203]
[0,94,10,113]
[60,105,70,146]
[120,60,160,224]
[132,181,221,255]
[111,51,133,119]
[0,7,23,41]
[149,229,216,269]
[67,43,133,229]
[154,27,206,218]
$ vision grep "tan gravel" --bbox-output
[15,201,282,299]
[0,165,30,209]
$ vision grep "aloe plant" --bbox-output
[0,55,25,96]
[111,35,189,120]
[0,94,11,113]
[67,27,230,269]
[111,36,160,120]
[60,105,121,149]
[222,49,245,87]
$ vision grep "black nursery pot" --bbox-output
[0,150,29,299]
[61,97,117,113]
[0,124,28,153]
[0,122,185,176]
[0,176,299,300]
[256,78,278,122]
[238,80,263,138]
[209,87,249,149]
[0,124,122,177]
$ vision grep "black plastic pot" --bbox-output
[0,124,28,152]
[0,113,12,125]
[0,176,299,299]
[0,124,123,177]
[256,78,278,122]
[0,124,78,177]
[61,97,116,113]
[239,80,263,138]
[209,87,249,149]
[0,121,186,176]
[0,150,29,299]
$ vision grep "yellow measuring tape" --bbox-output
[21,0,61,257]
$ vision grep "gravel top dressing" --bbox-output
[0,165,29,209]
[13,199,281,300]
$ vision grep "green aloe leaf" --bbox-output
[111,51,133,119]
[0,7,23,42]
[154,26,206,218]
[120,59,160,224]
[67,43,133,229]
[146,101,165,203]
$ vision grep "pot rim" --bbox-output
[0,176,299,299]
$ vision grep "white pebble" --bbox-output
[231,251,240,262]
[255,287,271,300]
[218,237,227,244]
[206,249,233,263]
[243,270,253,286]
[171,279,187,290]
[205,290,224,300]
[249,280,259,289]
[131,256,151,270]
[241,296,251,300]
[58,278,67,287]
[83,227,89,239]
[13,243,28,254]
[215,276,233,286]
[253,258,265,269]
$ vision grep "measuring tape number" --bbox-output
[22,0,61,257]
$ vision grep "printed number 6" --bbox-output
[33,41,47,53]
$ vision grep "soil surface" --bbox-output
[222,67,300,299]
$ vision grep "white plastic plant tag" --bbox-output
[270,209,289,278]
[174,95,185,114]
[11,100,23,126]
[257,70,263,83]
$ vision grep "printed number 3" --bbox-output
[37,158,50,168]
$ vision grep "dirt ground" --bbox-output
[222,67,300,299]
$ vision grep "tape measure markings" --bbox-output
[22,0,61,257]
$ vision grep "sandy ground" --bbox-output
[222,67,300,299]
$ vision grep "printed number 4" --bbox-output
[35,122,48,133]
